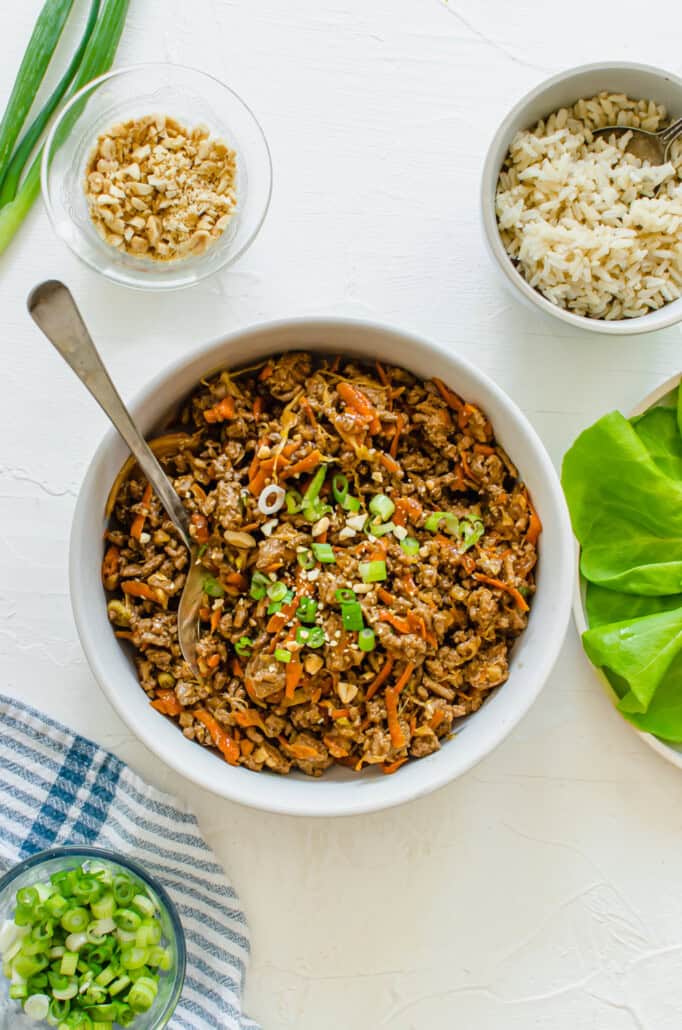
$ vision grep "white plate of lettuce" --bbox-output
[565,372,682,768]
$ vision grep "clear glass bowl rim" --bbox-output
[0,844,187,1027]
[40,61,273,289]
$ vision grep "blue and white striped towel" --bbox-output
[0,693,260,1030]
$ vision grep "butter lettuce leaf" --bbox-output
[631,404,682,481]
[562,411,682,595]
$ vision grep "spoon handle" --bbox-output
[27,280,192,552]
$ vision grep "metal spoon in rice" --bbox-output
[593,116,682,164]
[28,280,205,677]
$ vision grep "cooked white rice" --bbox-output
[496,93,682,320]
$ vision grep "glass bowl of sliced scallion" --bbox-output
[0,847,185,1029]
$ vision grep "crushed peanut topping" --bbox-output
[84,113,237,261]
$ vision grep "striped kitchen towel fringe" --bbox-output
[0,692,261,1030]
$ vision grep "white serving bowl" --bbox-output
[573,371,682,769]
[480,61,682,335]
[70,319,574,817]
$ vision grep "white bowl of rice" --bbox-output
[481,62,682,334]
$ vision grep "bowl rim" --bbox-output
[0,844,186,1027]
[41,61,273,292]
[70,315,575,816]
[480,59,682,336]
[572,370,682,770]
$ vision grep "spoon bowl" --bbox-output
[27,280,202,676]
[593,115,682,164]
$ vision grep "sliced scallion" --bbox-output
[306,626,326,648]
[369,493,395,521]
[266,581,288,602]
[311,542,335,563]
[234,636,253,658]
[297,548,315,570]
[202,575,224,598]
[359,560,387,583]
[274,648,292,663]
[341,602,364,632]
[400,536,420,556]
[358,628,376,652]
[249,571,270,600]
[296,596,318,624]
[424,511,459,535]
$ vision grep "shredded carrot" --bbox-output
[473,573,529,612]
[204,396,235,423]
[301,397,317,426]
[115,631,134,640]
[382,757,408,775]
[150,689,182,717]
[385,688,405,749]
[224,570,249,592]
[473,443,495,456]
[379,611,411,634]
[433,377,463,411]
[240,739,255,757]
[234,709,267,731]
[210,608,222,632]
[377,587,395,606]
[379,452,401,475]
[375,361,391,389]
[194,708,240,765]
[130,483,152,540]
[459,450,476,483]
[283,740,322,761]
[206,653,221,670]
[324,736,350,758]
[365,656,395,701]
[121,581,159,603]
[390,413,405,459]
[190,512,210,544]
[232,658,245,678]
[248,467,268,495]
[337,381,376,420]
[279,449,323,479]
[429,709,445,731]
[253,396,264,417]
[249,436,267,478]
[526,491,543,547]
[393,495,422,527]
[267,595,299,634]
[285,661,303,700]
[259,363,273,381]
[458,402,479,432]
[394,661,416,696]
[329,707,349,720]
[102,545,120,584]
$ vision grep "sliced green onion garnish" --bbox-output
[285,489,303,514]
[358,628,376,652]
[266,580,288,602]
[341,601,364,632]
[297,548,315,570]
[267,589,294,615]
[234,636,253,657]
[332,473,361,512]
[202,575,224,598]
[274,648,292,663]
[368,519,395,538]
[369,493,395,521]
[359,560,387,583]
[400,536,420,556]
[296,596,318,624]
[460,515,484,551]
[306,626,326,648]
[311,542,335,563]
[334,588,356,603]
[424,511,459,535]
[295,626,310,645]
[303,463,327,506]
[249,570,270,600]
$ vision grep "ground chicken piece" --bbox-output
[244,653,286,699]
[290,703,325,730]
[255,524,306,571]
[410,728,441,758]
[175,678,211,706]
[363,727,392,764]
[467,587,499,629]
[214,479,243,529]
[265,353,312,400]
[375,621,427,662]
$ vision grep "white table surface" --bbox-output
[3,2,682,1027]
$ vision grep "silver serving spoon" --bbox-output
[28,280,204,676]
[593,116,682,165]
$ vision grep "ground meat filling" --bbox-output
[103,354,540,777]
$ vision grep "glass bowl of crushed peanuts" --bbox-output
[41,63,272,291]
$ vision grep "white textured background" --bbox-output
[3,2,682,1027]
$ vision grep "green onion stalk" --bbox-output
[0,0,131,256]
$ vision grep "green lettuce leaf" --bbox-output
[631,404,682,481]
[562,410,682,594]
